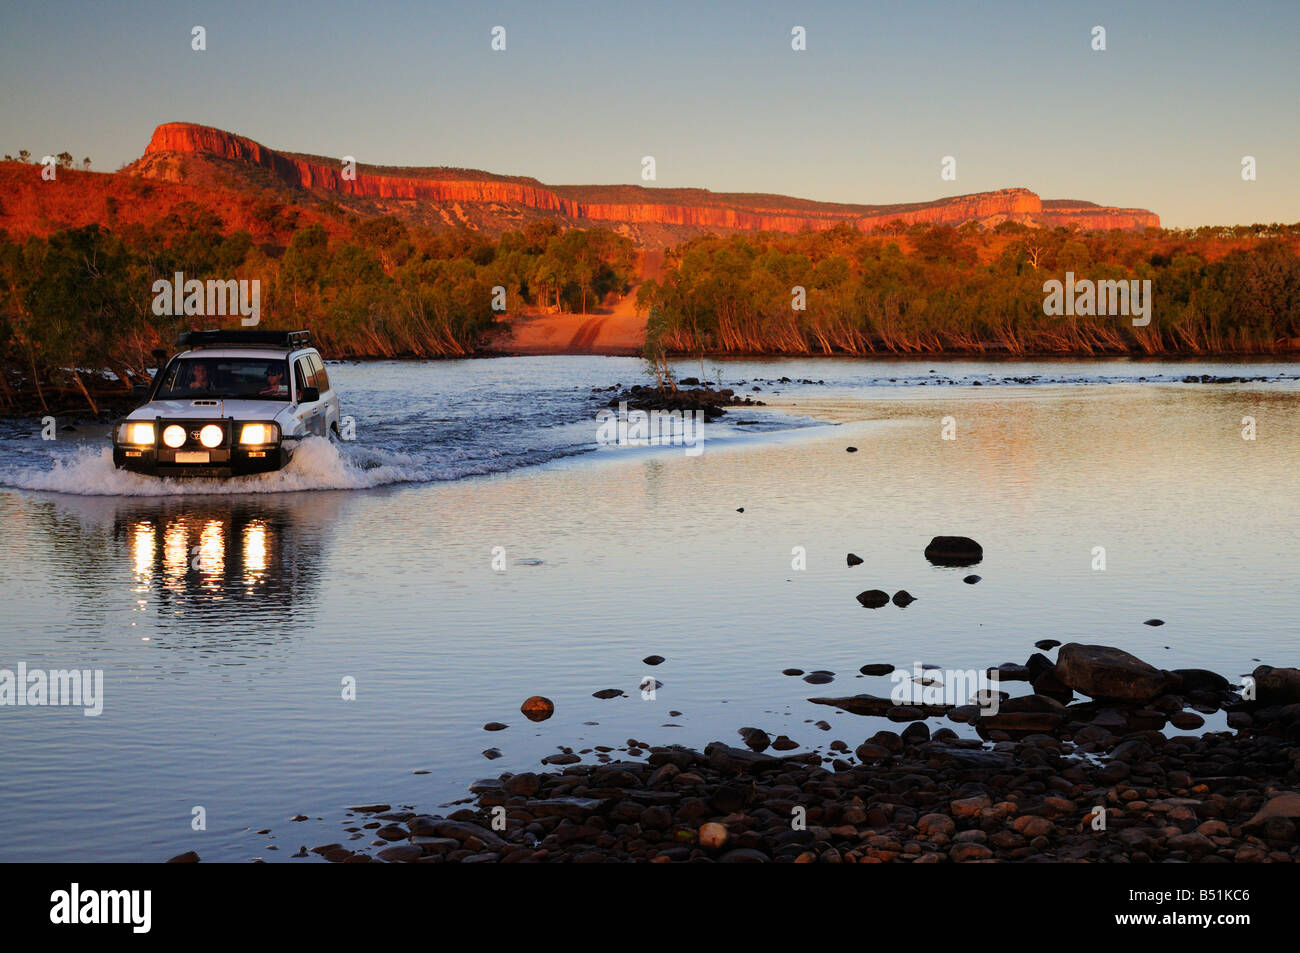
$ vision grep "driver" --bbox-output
[188,362,213,391]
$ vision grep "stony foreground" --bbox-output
[288,650,1299,864]
[171,645,1299,864]
[284,727,1298,864]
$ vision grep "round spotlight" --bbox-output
[199,425,224,448]
[162,425,186,448]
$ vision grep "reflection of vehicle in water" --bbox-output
[35,490,352,635]
[112,330,342,477]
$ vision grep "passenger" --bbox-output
[260,365,287,396]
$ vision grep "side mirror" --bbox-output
[298,386,320,404]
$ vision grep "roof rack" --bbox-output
[177,329,312,350]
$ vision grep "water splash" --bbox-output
[0,438,433,496]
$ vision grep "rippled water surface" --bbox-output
[1,355,1297,861]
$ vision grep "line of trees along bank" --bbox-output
[0,214,635,413]
[638,223,1300,358]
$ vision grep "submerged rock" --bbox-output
[1170,668,1231,693]
[989,662,1031,682]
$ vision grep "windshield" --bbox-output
[155,357,291,401]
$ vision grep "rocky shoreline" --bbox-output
[593,382,764,421]
[215,646,1300,864]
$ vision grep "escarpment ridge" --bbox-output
[135,122,1159,241]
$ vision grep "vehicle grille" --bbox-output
[156,419,231,450]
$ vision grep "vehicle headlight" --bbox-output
[123,422,155,445]
[199,425,224,448]
[239,423,278,445]
[162,425,187,448]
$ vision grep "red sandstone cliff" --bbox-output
[1038,200,1161,231]
[137,122,1159,238]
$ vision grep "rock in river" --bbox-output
[1053,643,1174,703]
[856,589,890,608]
[1251,665,1300,704]
[521,696,555,722]
[847,553,864,567]
[923,536,983,566]
[892,590,917,607]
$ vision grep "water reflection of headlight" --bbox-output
[198,520,224,576]
[131,522,155,576]
[163,522,188,579]
[244,521,268,577]
[122,510,288,602]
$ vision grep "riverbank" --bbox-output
[5,355,1299,424]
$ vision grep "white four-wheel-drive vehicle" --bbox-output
[112,330,341,477]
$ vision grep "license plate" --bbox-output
[175,451,210,464]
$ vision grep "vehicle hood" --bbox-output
[125,399,289,421]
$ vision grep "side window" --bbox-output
[312,354,330,393]
[294,358,312,398]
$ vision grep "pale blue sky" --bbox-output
[1,0,1296,227]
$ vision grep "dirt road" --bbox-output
[504,251,660,355]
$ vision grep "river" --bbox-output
[0,355,1297,861]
